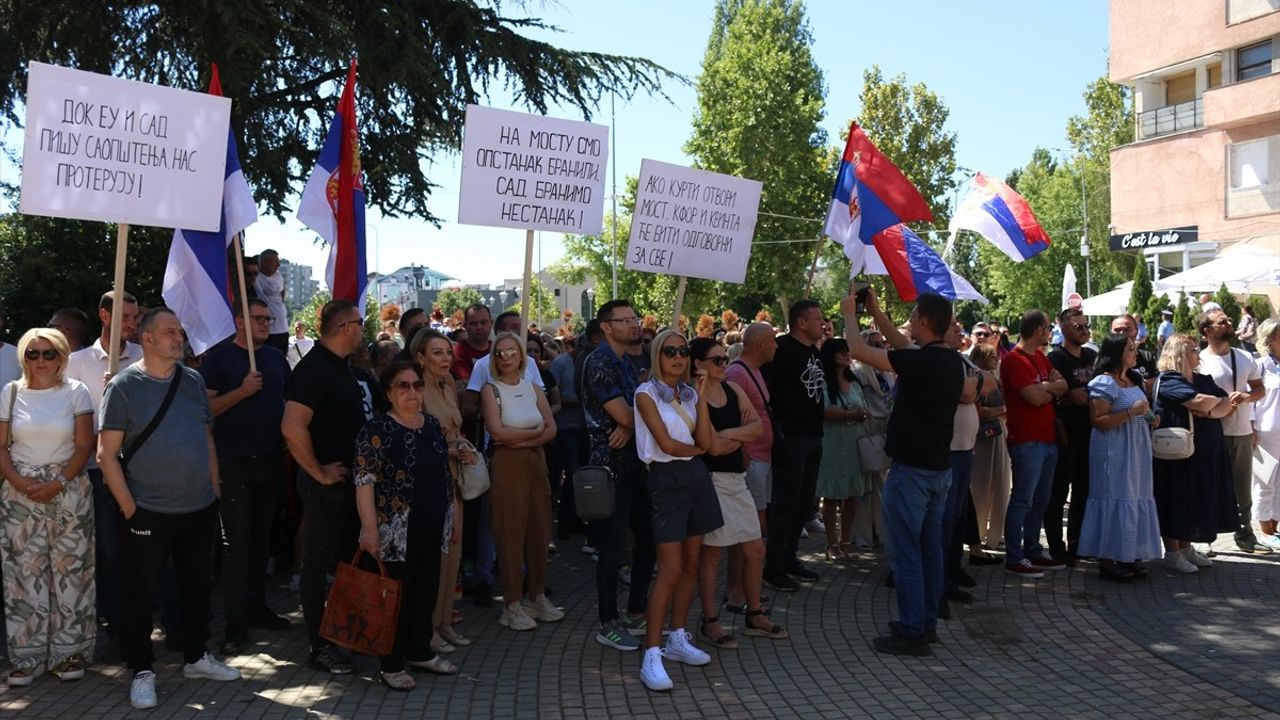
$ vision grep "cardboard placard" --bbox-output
[624,159,763,284]
[457,104,608,234]
[19,61,232,231]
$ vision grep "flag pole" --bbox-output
[671,276,688,329]
[231,232,258,373]
[520,228,535,340]
[107,223,129,375]
[804,235,824,298]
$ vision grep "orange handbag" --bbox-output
[319,550,403,656]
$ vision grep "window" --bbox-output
[1208,62,1222,89]
[1237,40,1273,81]
[1230,138,1273,189]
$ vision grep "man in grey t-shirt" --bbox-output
[98,308,240,709]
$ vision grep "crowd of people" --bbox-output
[0,265,1277,705]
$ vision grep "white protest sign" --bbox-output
[625,159,763,284]
[457,104,608,234]
[19,61,232,231]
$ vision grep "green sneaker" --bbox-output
[595,621,641,651]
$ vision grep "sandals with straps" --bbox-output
[380,670,416,691]
[742,609,789,640]
[699,615,739,650]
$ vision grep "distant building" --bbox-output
[498,270,598,329]
[279,259,319,317]
[371,265,458,306]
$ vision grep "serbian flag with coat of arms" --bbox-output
[945,171,1051,262]
[298,59,368,312]
[823,122,934,275]
[161,65,258,355]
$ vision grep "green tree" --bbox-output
[1212,283,1241,324]
[433,286,485,319]
[684,0,829,317]
[1172,292,1196,334]
[295,290,381,345]
[1145,293,1172,331]
[2,0,675,223]
[1128,258,1153,316]
[504,278,558,327]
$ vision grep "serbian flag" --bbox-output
[945,172,1051,262]
[823,123,934,275]
[161,65,257,355]
[873,224,988,303]
[298,59,368,311]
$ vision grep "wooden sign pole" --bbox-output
[671,276,688,330]
[231,233,258,373]
[520,228,535,341]
[106,223,129,375]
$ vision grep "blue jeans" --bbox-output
[1005,442,1058,563]
[942,450,974,589]
[881,461,951,637]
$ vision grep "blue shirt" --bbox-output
[582,342,645,468]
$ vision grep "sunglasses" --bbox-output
[660,345,691,358]
[494,348,522,360]
[972,331,990,338]
[25,349,59,361]
[701,356,729,366]
[391,380,425,392]
[1069,323,1089,332]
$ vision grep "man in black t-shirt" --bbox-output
[762,299,826,592]
[1045,308,1096,561]
[281,299,369,675]
[846,288,976,657]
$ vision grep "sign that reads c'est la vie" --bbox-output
[19,61,232,232]
[457,104,609,235]
[624,159,763,284]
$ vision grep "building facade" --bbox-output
[1109,0,1279,299]
[371,265,458,307]
[279,259,319,317]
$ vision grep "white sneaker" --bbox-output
[1164,550,1198,574]
[498,602,538,631]
[1184,547,1213,568]
[524,595,565,623]
[1260,534,1280,552]
[640,647,673,691]
[130,671,157,709]
[182,652,241,681]
[663,629,711,666]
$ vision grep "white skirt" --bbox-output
[703,471,762,547]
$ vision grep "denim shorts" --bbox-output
[648,457,724,544]
[744,459,772,511]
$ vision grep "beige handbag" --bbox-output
[1151,375,1194,460]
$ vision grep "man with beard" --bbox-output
[1046,308,1096,562]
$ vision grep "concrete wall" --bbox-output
[1110,0,1280,81]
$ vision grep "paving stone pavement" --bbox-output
[2,531,1278,719]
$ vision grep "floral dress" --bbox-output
[354,413,454,561]
[816,380,870,500]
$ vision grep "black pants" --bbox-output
[120,504,219,673]
[378,523,444,673]
[297,471,356,650]
[590,462,655,623]
[554,426,588,535]
[1045,435,1089,557]
[766,435,823,574]
[220,454,285,635]
[266,333,288,355]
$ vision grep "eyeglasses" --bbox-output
[338,317,364,330]
[24,349,58,361]
[702,356,729,366]
[605,316,640,325]
[494,348,522,360]
[391,380,425,392]
[249,315,273,325]
[660,345,691,358]
[972,331,990,338]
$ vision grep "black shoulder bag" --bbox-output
[119,369,183,471]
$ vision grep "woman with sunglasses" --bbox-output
[480,332,559,632]
[0,328,96,685]
[354,359,459,691]
[688,337,786,651]
[634,330,721,691]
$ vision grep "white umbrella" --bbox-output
[1155,244,1280,294]
[1081,280,1186,317]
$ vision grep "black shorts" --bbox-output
[648,457,723,544]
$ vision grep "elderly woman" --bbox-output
[1152,335,1238,573]
[1078,335,1163,581]
[0,328,96,685]
[1252,319,1280,550]
[355,360,458,691]
[480,332,559,632]
[410,329,474,652]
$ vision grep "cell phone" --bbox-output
[853,281,871,314]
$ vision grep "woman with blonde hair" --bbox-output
[1251,319,1280,550]
[1152,334,1238,573]
[480,332,559,632]
[0,328,96,685]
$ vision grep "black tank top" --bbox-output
[704,383,747,474]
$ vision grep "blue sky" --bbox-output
[1,1,1111,289]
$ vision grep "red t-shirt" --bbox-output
[1000,348,1057,446]
[451,341,490,383]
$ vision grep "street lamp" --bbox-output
[499,290,508,310]
[1080,235,1092,297]
[586,287,596,317]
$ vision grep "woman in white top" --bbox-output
[634,330,720,692]
[480,332,559,632]
[1252,319,1280,550]
[0,328,96,685]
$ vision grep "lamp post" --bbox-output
[586,287,596,318]
[499,289,509,311]
[1080,236,1092,297]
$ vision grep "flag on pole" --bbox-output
[1061,262,1078,311]
[298,59,368,312]
[161,65,258,355]
[945,172,1050,262]
[872,224,988,303]
[823,123,934,275]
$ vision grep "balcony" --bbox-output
[1138,98,1204,140]
[1204,71,1280,128]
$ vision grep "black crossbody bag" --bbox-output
[119,369,183,471]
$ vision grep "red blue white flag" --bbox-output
[873,224,988,303]
[945,171,1051,262]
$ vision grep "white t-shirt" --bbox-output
[950,357,979,452]
[287,336,315,369]
[0,343,20,389]
[1254,354,1279,437]
[491,378,544,430]
[465,354,544,394]
[1199,346,1261,437]
[634,380,698,465]
[255,270,288,334]
[65,338,142,469]
[1,380,93,466]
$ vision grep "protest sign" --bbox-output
[19,61,232,232]
[457,104,609,235]
[624,159,763,284]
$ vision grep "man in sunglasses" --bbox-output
[1046,308,1097,563]
[281,299,370,674]
[199,298,292,655]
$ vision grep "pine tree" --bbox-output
[1128,258,1153,317]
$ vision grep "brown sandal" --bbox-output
[699,615,739,649]
[742,609,789,639]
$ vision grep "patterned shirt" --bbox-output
[354,413,455,562]
[582,342,646,469]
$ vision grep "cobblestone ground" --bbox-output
[2,531,1278,719]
